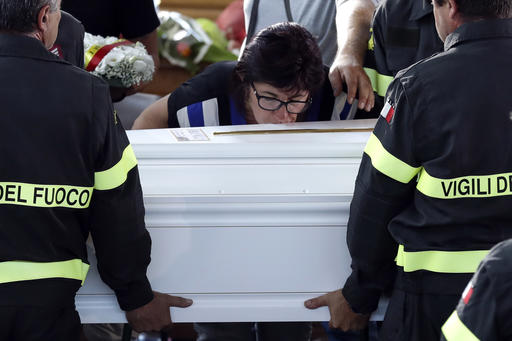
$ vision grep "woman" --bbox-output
[132,22,359,130]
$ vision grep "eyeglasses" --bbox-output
[251,83,312,114]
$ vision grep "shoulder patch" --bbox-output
[380,99,395,124]
[462,282,474,305]
[49,44,63,59]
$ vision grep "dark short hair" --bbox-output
[0,0,58,33]
[231,22,325,111]
[434,0,511,19]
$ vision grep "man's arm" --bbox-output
[306,79,418,329]
[305,155,410,330]
[89,80,191,330]
[330,0,376,112]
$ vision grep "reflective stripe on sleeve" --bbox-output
[94,145,137,190]
[396,245,489,273]
[0,259,90,285]
[364,133,421,183]
[368,29,375,51]
[363,68,394,97]
[417,169,512,199]
[441,311,480,341]
[0,182,92,209]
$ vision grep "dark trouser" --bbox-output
[82,323,127,341]
[322,321,380,341]
[0,305,81,341]
[194,322,312,341]
[0,279,82,341]
[379,289,460,341]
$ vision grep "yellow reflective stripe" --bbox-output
[417,168,512,199]
[0,259,90,285]
[0,182,92,209]
[94,145,137,190]
[442,311,480,341]
[364,67,394,97]
[396,245,489,273]
[368,29,374,51]
[364,133,421,183]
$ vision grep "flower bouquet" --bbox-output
[157,11,237,74]
[83,32,155,88]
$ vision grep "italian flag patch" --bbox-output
[462,282,474,305]
[380,100,395,123]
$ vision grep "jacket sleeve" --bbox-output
[89,78,153,311]
[167,61,236,128]
[362,5,393,115]
[342,78,419,314]
[119,0,160,39]
[442,241,512,341]
[442,271,496,341]
[372,5,392,78]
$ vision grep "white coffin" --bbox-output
[76,119,386,323]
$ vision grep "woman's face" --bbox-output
[245,82,310,124]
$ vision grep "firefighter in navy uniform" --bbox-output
[0,0,191,340]
[305,0,512,339]
[441,239,512,341]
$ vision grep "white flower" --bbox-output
[133,60,147,73]
[95,62,107,74]
[103,51,124,67]
[141,54,154,65]
[83,32,155,88]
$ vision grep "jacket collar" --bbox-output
[444,18,512,50]
[410,0,433,21]
[0,33,63,63]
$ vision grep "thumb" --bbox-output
[304,294,329,309]
[167,294,193,308]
